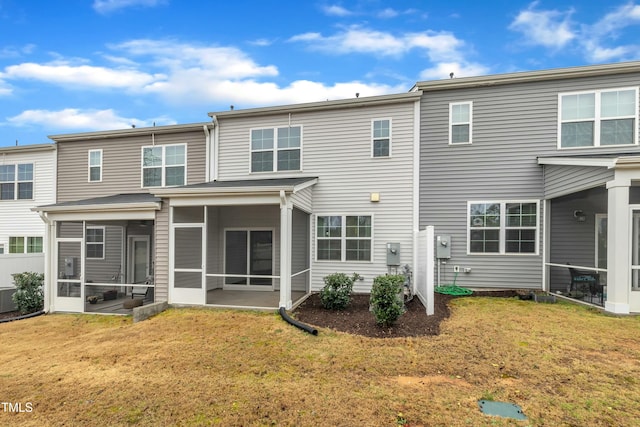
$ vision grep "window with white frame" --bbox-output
[86,227,105,259]
[0,163,33,200]
[450,102,472,144]
[88,149,102,182]
[316,215,372,261]
[8,236,42,254]
[372,119,391,157]
[142,144,186,187]
[468,201,538,254]
[559,87,638,148]
[0,244,4,254]
[251,126,301,172]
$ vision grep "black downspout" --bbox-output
[0,310,45,324]
[279,307,318,335]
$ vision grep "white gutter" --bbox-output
[537,157,618,168]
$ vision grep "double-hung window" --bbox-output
[142,144,186,187]
[450,102,472,144]
[8,236,42,253]
[86,227,105,259]
[372,119,391,157]
[316,215,372,261]
[88,150,102,182]
[559,87,638,148]
[468,201,538,254]
[0,163,33,200]
[251,126,301,172]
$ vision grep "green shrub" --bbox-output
[11,272,44,315]
[370,274,405,327]
[319,273,360,310]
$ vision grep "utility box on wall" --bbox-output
[436,235,451,259]
[386,243,400,266]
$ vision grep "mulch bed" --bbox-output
[293,293,455,338]
[293,290,523,338]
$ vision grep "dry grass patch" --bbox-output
[1,298,640,426]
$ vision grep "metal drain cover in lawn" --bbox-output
[478,400,527,420]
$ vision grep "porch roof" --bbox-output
[33,193,162,214]
[152,177,318,197]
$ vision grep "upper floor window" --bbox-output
[450,102,472,144]
[9,236,42,253]
[251,126,301,172]
[86,227,104,259]
[88,149,102,182]
[372,119,391,157]
[316,215,372,261]
[141,144,186,187]
[559,88,638,148]
[0,163,33,200]
[468,201,538,255]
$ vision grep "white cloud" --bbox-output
[580,2,640,62]
[7,108,175,131]
[322,5,353,17]
[509,2,575,49]
[419,62,490,80]
[378,8,399,18]
[289,26,464,61]
[93,0,166,14]
[3,62,163,89]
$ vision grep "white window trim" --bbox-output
[371,118,392,158]
[88,149,103,183]
[315,214,374,262]
[0,162,34,201]
[249,125,303,173]
[140,144,187,188]
[557,87,639,150]
[467,200,539,255]
[85,226,105,260]
[449,101,473,145]
[7,236,43,254]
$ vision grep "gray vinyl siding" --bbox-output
[420,71,640,289]
[154,201,169,302]
[56,130,206,202]
[84,225,122,283]
[291,186,313,213]
[291,207,310,291]
[543,165,614,199]
[216,101,417,293]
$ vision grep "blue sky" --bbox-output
[1,0,639,147]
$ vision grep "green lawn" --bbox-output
[1,297,639,426]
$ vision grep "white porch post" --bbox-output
[279,191,293,309]
[605,176,631,314]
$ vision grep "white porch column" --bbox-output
[279,191,293,309]
[605,176,631,314]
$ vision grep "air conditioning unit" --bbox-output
[0,288,17,313]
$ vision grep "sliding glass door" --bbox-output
[224,229,273,288]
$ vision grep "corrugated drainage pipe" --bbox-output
[279,307,318,335]
[0,310,45,324]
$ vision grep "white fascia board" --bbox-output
[169,194,280,207]
[537,157,617,168]
[612,156,640,169]
[32,202,161,214]
[44,210,157,222]
[154,186,297,198]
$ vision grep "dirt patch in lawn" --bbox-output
[293,290,522,338]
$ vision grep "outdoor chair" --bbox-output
[568,264,603,304]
